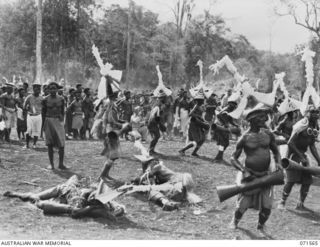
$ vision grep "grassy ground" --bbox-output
[1,136,320,240]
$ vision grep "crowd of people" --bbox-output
[0,77,223,162]
[2,54,320,233]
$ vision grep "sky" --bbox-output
[101,0,311,54]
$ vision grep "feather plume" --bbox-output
[153,65,172,96]
[2,77,8,84]
[299,48,319,115]
[92,44,123,101]
[190,60,214,98]
[228,97,248,119]
[209,55,245,84]
[275,72,288,98]
[196,60,204,83]
[301,47,316,87]
[92,44,105,69]
[92,44,122,80]
[310,86,320,108]
[255,79,261,90]
[300,86,312,116]
[156,65,163,86]
[278,97,301,116]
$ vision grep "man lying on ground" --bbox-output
[107,144,202,211]
[3,175,126,219]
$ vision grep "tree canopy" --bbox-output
[0,0,306,95]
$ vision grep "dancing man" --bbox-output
[278,106,320,210]
[147,90,167,155]
[229,105,281,230]
[100,76,130,180]
[212,98,240,162]
[178,89,209,157]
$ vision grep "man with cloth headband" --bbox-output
[229,104,281,230]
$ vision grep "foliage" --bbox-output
[0,0,306,95]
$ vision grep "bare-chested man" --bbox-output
[229,106,281,230]
[0,83,17,142]
[23,83,43,148]
[42,82,67,170]
[212,100,239,162]
[147,90,167,155]
[278,106,320,210]
[178,90,209,157]
[100,76,130,180]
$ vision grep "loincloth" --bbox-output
[44,117,65,147]
[235,171,274,211]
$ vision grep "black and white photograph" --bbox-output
[0,0,320,242]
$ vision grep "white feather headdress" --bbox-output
[209,55,247,86]
[92,44,122,101]
[153,65,172,97]
[299,48,320,116]
[189,60,213,99]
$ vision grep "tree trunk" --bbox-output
[57,24,63,80]
[36,0,42,84]
[76,0,80,51]
[169,50,173,86]
[125,0,132,83]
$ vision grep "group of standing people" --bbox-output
[2,74,320,234]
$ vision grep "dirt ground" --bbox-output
[1,136,320,240]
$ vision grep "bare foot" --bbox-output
[213,158,223,163]
[296,202,307,211]
[257,223,264,231]
[58,165,68,170]
[277,201,286,210]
